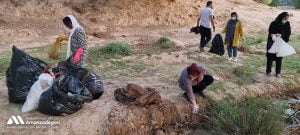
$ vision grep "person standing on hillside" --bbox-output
[178,63,217,114]
[63,15,88,67]
[197,1,216,52]
[223,12,244,62]
[266,12,291,77]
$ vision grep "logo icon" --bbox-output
[7,116,25,125]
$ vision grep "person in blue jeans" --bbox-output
[196,1,216,52]
[223,12,244,62]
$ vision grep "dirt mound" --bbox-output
[105,100,181,135]
[0,0,199,26]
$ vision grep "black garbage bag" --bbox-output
[6,46,48,103]
[190,26,201,34]
[81,72,104,99]
[38,62,93,116]
[53,61,104,100]
[209,34,225,56]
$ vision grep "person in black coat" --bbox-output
[266,12,291,77]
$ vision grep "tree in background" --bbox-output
[294,0,300,8]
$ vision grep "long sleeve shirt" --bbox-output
[70,27,88,67]
[178,64,207,101]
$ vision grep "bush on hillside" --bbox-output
[254,0,273,5]
[158,37,174,49]
[208,97,287,135]
[294,0,300,8]
[101,42,132,55]
[270,0,278,6]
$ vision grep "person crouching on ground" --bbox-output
[266,12,291,78]
[63,15,88,67]
[223,12,244,62]
[178,63,215,114]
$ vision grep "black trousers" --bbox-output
[199,25,212,48]
[192,75,214,93]
[266,53,283,74]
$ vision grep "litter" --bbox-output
[6,46,48,103]
[22,73,53,112]
[38,62,93,116]
[114,84,162,107]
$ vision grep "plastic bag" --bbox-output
[48,35,68,60]
[268,36,280,54]
[81,72,104,99]
[22,74,53,112]
[276,39,296,57]
[209,34,225,56]
[38,63,93,116]
[190,26,201,34]
[6,46,48,103]
[268,37,296,57]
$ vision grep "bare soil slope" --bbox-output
[0,0,299,51]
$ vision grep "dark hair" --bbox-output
[187,63,201,76]
[275,12,289,23]
[63,17,71,26]
[231,12,238,17]
[231,12,238,20]
[207,1,213,7]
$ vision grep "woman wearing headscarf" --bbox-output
[266,12,291,77]
[178,63,216,114]
[63,15,88,67]
[222,12,244,62]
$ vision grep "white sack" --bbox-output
[22,73,53,112]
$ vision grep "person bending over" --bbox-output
[63,15,88,67]
[178,63,216,114]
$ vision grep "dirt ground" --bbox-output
[1,0,300,52]
[0,0,300,135]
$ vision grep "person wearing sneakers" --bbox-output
[178,63,215,114]
[266,12,291,78]
[223,12,244,62]
[197,1,216,52]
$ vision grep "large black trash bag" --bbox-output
[38,65,93,116]
[6,46,48,103]
[53,61,104,100]
[81,72,104,99]
[209,34,225,56]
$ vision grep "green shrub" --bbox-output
[0,54,11,77]
[101,42,132,55]
[209,97,286,135]
[254,0,273,5]
[232,66,252,80]
[158,37,173,49]
[294,0,300,8]
[209,82,226,92]
[270,0,278,6]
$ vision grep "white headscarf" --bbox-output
[64,15,83,59]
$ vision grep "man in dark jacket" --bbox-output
[266,12,291,77]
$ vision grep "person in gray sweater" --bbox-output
[178,63,214,113]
